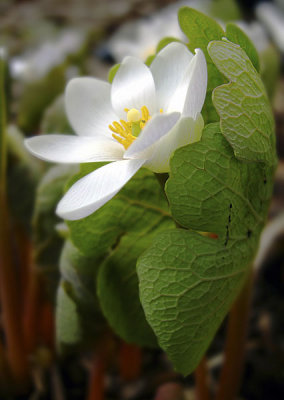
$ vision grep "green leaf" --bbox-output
[260,44,280,101]
[145,36,181,67]
[108,63,120,83]
[97,233,158,347]
[60,240,99,309]
[226,23,260,72]
[210,0,241,22]
[56,281,82,347]
[137,123,275,374]
[145,55,155,67]
[138,229,249,375]
[7,126,43,230]
[208,40,277,165]
[166,123,273,236]
[178,7,226,123]
[33,165,78,297]
[57,240,106,350]
[67,167,173,258]
[67,167,174,346]
[178,7,224,52]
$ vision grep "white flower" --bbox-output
[25,42,207,220]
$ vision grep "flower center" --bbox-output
[109,106,151,150]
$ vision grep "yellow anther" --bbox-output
[141,106,149,121]
[127,108,141,122]
[160,108,163,113]
[120,119,131,130]
[109,124,118,133]
[109,106,151,150]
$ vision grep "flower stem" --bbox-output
[23,264,42,354]
[0,49,29,387]
[87,351,105,400]
[215,268,254,400]
[0,340,9,390]
[194,357,211,400]
[118,342,142,381]
[0,48,7,194]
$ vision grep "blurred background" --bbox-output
[0,0,283,399]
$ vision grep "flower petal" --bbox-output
[182,49,207,118]
[144,113,204,173]
[150,42,194,111]
[65,77,118,137]
[111,56,156,118]
[168,49,207,118]
[124,112,180,158]
[56,159,145,220]
[25,134,124,163]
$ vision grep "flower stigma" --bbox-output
[109,106,153,149]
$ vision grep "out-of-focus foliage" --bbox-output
[33,165,78,298]
[7,125,43,230]
[40,95,74,135]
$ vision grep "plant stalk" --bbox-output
[119,342,141,381]
[87,351,105,400]
[0,48,29,387]
[194,357,211,400]
[215,269,254,400]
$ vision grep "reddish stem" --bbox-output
[0,196,29,386]
[118,342,142,381]
[87,351,105,400]
[215,270,254,400]
[194,357,211,400]
[23,265,42,354]
[0,340,9,388]
[39,301,55,350]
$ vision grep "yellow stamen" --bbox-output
[140,105,151,129]
[109,106,151,150]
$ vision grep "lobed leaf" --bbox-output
[166,124,273,239]
[33,165,78,297]
[178,7,226,123]
[208,40,277,165]
[225,23,260,72]
[57,240,106,349]
[56,281,82,347]
[108,63,120,83]
[138,229,249,375]
[97,233,158,347]
[66,167,174,347]
[137,123,275,374]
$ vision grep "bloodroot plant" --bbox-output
[20,7,277,400]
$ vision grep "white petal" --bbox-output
[56,159,145,220]
[150,42,194,111]
[111,56,156,118]
[182,49,207,118]
[168,49,207,118]
[144,113,204,173]
[65,77,118,137]
[25,135,124,163]
[124,112,180,158]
